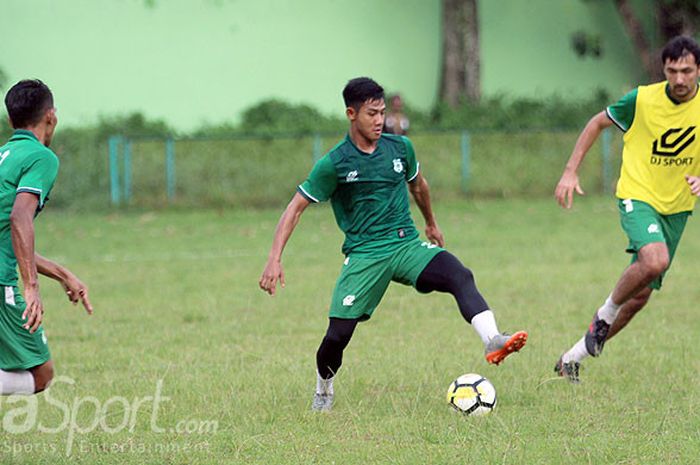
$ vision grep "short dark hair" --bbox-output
[661,35,700,65]
[343,77,384,109]
[4,79,54,129]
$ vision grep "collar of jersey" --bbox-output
[9,129,40,142]
[345,133,381,156]
[664,83,699,105]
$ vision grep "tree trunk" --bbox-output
[657,1,700,40]
[613,0,661,81]
[439,0,481,106]
[463,0,481,103]
[440,0,466,107]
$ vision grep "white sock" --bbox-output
[0,369,35,395]
[562,337,589,364]
[316,372,334,395]
[597,294,622,324]
[471,310,499,345]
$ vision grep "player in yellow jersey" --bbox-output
[554,36,700,382]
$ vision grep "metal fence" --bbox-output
[105,129,621,208]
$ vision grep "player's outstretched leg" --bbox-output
[415,251,527,365]
[313,317,359,411]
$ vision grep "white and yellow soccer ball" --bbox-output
[446,373,496,416]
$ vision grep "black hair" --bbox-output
[4,79,54,129]
[661,36,700,65]
[342,77,384,109]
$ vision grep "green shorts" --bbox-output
[0,285,51,370]
[329,238,444,320]
[618,199,690,290]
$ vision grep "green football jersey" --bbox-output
[0,130,59,285]
[298,133,420,256]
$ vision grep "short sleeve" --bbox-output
[402,136,419,182]
[606,88,638,132]
[17,153,59,209]
[297,154,337,203]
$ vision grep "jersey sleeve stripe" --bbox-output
[407,162,420,182]
[16,187,43,195]
[605,107,627,132]
[297,185,319,203]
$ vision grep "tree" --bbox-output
[613,0,700,80]
[439,0,480,107]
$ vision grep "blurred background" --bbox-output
[0,0,696,210]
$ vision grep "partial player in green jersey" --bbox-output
[259,77,527,412]
[0,80,92,396]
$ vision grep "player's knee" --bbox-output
[639,245,669,277]
[451,265,475,291]
[642,256,669,278]
[323,329,353,349]
[30,361,54,393]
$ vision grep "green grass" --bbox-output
[2,195,699,464]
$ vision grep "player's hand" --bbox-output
[425,224,445,247]
[61,272,93,315]
[22,286,44,334]
[686,175,700,196]
[555,169,585,209]
[259,259,285,296]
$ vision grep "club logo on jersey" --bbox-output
[392,158,404,173]
[648,223,660,234]
[650,127,696,167]
[342,295,356,306]
[346,170,359,182]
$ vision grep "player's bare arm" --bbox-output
[408,172,444,247]
[259,192,311,295]
[555,111,614,209]
[10,192,42,333]
[35,254,93,314]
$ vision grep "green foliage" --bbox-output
[414,90,611,131]
[94,112,174,140]
[239,98,345,136]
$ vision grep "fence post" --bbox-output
[108,136,121,205]
[166,137,176,202]
[312,134,322,162]
[602,128,612,194]
[123,138,132,203]
[460,130,471,194]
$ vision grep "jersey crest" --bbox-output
[392,158,404,173]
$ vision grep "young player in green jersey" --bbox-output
[0,80,92,395]
[554,36,700,383]
[259,77,527,411]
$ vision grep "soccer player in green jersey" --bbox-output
[259,77,527,411]
[554,36,700,383]
[0,80,92,395]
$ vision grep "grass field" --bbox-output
[2,195,699,464]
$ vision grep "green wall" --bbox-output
[1,0,645,131]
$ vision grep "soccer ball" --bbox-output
[446,373,496,416]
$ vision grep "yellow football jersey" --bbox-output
[615,81,700,214]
